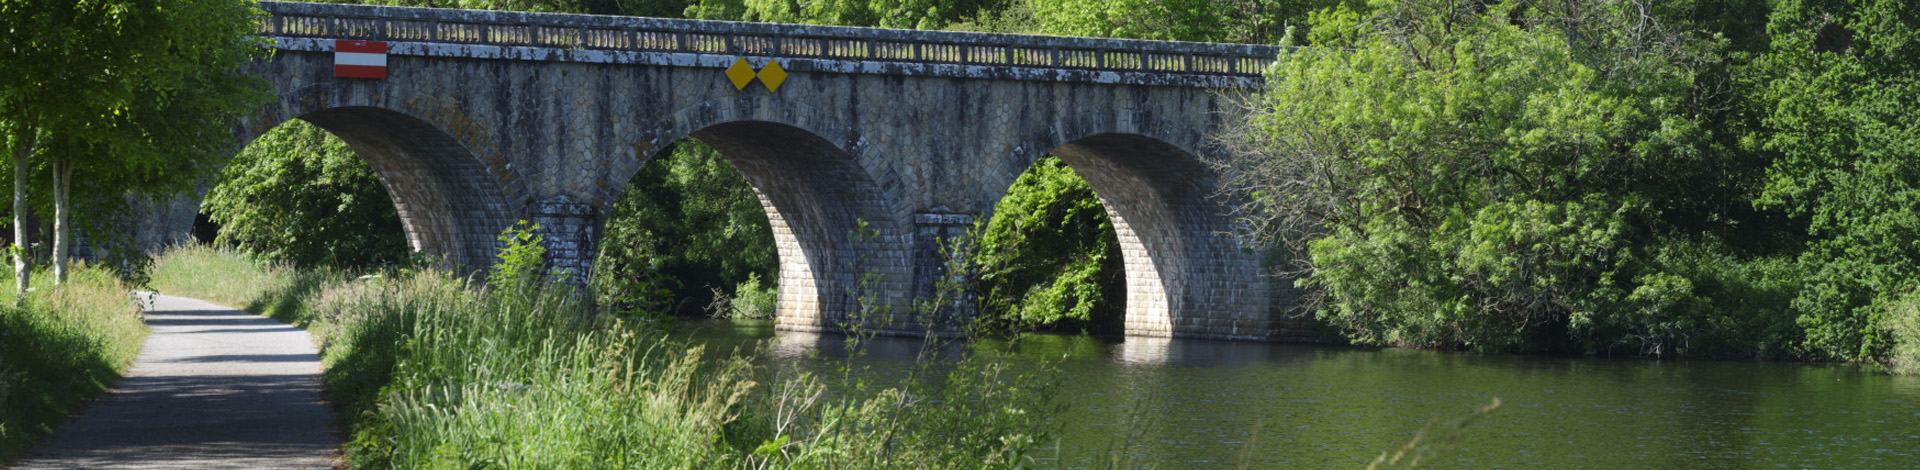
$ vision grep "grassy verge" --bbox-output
[150,244,1057,469]
[0,265,148,461]
[146,244,348,326]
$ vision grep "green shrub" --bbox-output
[1629,243,1806,359]
[725,272,776,320]
[488,220,547,294]
[1216,2,1787,356]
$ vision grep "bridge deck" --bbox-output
[257,1,1283,87]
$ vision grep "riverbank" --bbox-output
[148,245,1056,469]
[0,267,148,462]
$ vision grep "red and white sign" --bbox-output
[334,40,387,79]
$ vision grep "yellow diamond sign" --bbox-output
[758,59,787,92]
[725,57,755,90]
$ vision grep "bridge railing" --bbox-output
[258,1,1282,77]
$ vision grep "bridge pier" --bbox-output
[527,196,599,283]
[910,210,977,333]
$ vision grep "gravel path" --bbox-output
[10,294,340,469]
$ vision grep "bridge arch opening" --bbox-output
[195,106,514,273]
[973,154,1127,334]
[600,120,907,332]
[593,139,776,318]
[991,131,1272,339]
[197,119,409,268]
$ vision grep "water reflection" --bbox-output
[682,321,1920,469]
[1109,336,1327,366]
[766,329,824,360]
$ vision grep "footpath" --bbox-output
[10,294,340,469]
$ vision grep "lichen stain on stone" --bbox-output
[401,95,515,186]
[629,141,654,161]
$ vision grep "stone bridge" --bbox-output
[131,1,1312,340]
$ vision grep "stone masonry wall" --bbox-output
[911,211,975,333]
[529,195,599,282]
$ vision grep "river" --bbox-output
[685,320,1920,469]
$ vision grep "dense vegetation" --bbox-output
[150,242,1056,469]
[972,157,1122,332]
[205,121,411,269]
[1744,0,1920,362]
[593,141,777,318]
[0,266,146,461]
[1214,0,1920,364]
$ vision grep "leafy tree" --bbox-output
[594,141,775,317]
[1215,0,1778,354]
[313,0,699,17]
[1745,0,1920,361]
[202,121,410,269]
[317,0,587,13]
[686,0,1009,29]
[972,156,1121,330]
[0,0,267,293]
[1021,0,1340,43]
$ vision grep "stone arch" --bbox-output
[987,110,1272,339]
[222,81,522,272]
[605,95,911,333]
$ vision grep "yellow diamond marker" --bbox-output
[758,59,788,92]
[725,57,756,90]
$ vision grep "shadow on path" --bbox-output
[10,294,340,470]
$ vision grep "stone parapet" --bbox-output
[257,0,1281,87]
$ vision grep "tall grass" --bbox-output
[1886,293,1920,376]
[0,265,148,461]
[148,244,351,327]
[149,244,1057,469]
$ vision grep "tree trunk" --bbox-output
[52,158,71,286]
[11,127,34,303]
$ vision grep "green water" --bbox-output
[687,321,1920,469]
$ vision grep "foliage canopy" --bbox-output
[204,121,410,269]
